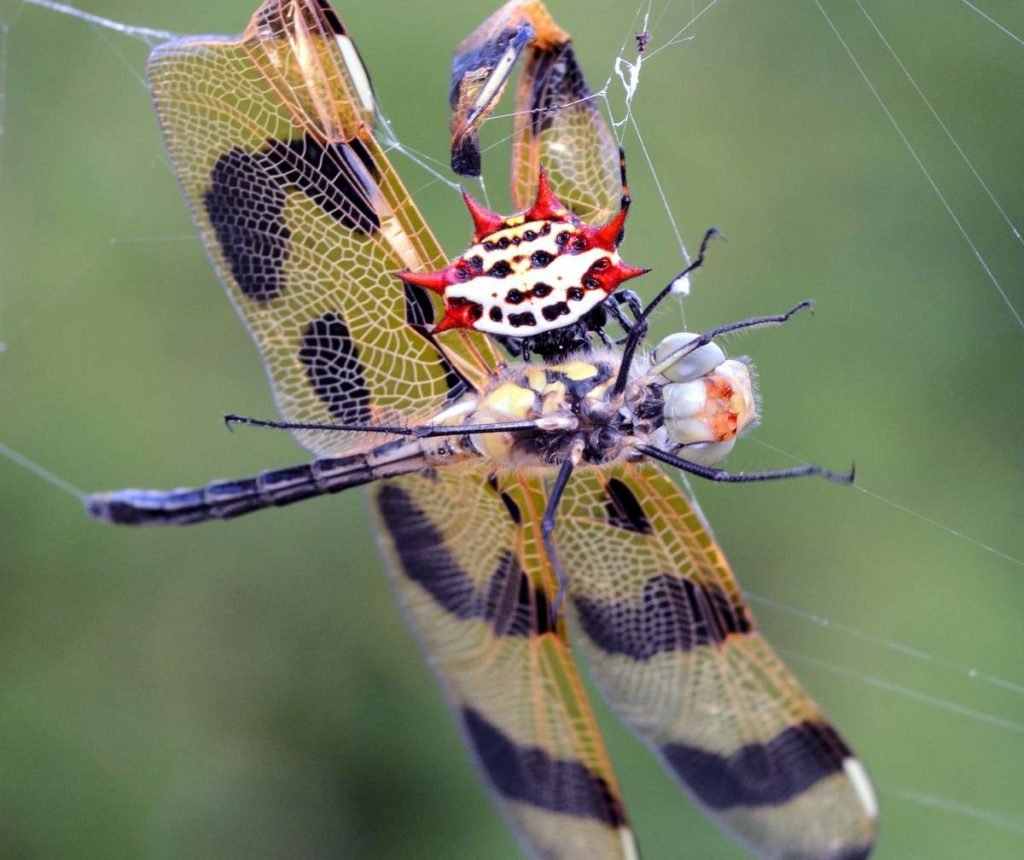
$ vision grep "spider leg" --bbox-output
[602,299,633,335]
[606,289,644,344]
[604,288,643,335]
[613,227,721,396]
[493,334,528,360]
[594,325,616,349]
[640,227,722,322]
[647,300,812,377]
[618,288,643,323]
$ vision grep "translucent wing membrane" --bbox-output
[119,2,878,857]
[373,467,638,860]
[147,0,500,458]
[508,19,619,222]
[560,464,878,859]
[450,0,620,223]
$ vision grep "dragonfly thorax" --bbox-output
[468,357,629,468]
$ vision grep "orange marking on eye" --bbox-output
[703,377,741,440]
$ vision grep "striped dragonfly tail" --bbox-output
[87,439,432,526]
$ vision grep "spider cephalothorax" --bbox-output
[397,169,648,344]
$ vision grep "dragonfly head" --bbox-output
[648,332,759,466]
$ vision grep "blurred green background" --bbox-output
[2,0,1022,857]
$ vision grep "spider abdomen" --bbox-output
[398,169,647,339]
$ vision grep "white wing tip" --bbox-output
[843,756,879,820]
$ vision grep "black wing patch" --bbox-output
[401,280,472,404]
[462,707,627,828]
[377,484,551,637]
[603,476,652,534]
[205,148,291,302]
[299,311,373,423]
[204,137,380,304]
[573,573,753,661]
[266,137,380,234]
[662,720,852,810]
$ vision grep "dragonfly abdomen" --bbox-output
[86,439,436,526]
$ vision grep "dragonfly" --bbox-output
[86,1,878,857]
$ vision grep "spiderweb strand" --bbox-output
[107,234,198,246]
[22,0,174,44]
[959,0,1024,48]
[778,648,1024,737]
[2,3,1021,846]
[0,442,85,500]
[856,1,1024,249]
[750,437,1024,572]
[881,784,1024,836]
[813,0,1024,332]
[749,592,1024,697]
[644,0,720,60]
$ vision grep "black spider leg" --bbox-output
[614,146,631,223]
[648,300,813,375]
[223,413,569,438]
[603,289,643,342]
[593,321,616,349]
[612,227,722,397]
[493,333,529,361]
[639,443,855,485]
[540,440,584,625]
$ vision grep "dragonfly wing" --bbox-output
[147,0,501,457]
[507,17,619,222]
[559,463,879,859]
[373,467,638,860]
[450,0,620,223]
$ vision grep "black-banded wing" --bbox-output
[560,463,879,858]
[449,0,620,223]
[147,0,501,458]
[144,1,638,856]
[374,465,639,858]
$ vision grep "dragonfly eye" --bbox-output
[651,331,727,383]
[661,359,758,465]
[675,437,737,467]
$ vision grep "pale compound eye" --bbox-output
[679,438,737,467]
[661,359,758,464]
[651,332,727,383]
[662,379,717,446]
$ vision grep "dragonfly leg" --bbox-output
[224,413,575,440]
[639,443,855,485]
[540,439,585,625]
